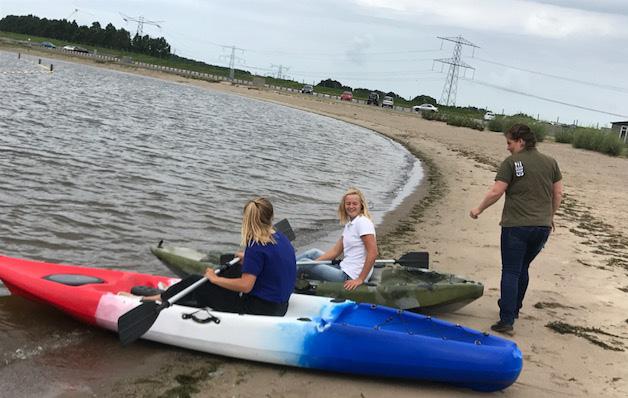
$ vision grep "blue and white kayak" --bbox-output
[0,255,522,391]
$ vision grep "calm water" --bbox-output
[0,50,422,277]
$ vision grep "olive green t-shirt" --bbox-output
[495,148,562,227]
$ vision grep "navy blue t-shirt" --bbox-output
[241,231,296,303]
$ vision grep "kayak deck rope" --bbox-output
[370,307,486,344]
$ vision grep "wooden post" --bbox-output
[38,58,41,64]
[50,64,54,72]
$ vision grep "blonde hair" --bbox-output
[241,197,276,246]
[337,187,372,224]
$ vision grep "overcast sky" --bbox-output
[2,0,628,126]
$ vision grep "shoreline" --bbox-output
[2,45,628,397]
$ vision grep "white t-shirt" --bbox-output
[339,215,376,280]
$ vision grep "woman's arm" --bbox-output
[315,238,344,261]
[551,180,563,231]
[344,234,378,291]
[205,268,257,293]
[470,181,508,219]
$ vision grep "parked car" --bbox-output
[367,92,380,106]
[483,111,495,121]
[40,41,56,49]
[412,104,438,113]
[340,91,353,101]
[301,84,314,94]
[382,96,394,108]
[62,45,89,53]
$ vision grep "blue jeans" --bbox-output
[296,249,348,282]
[499,226,551,325]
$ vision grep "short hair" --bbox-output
[241,197,275,246]
[505,123,536,148]
[337,187,372,224]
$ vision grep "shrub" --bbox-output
[554,129,574,144]
[573,128,598,150]
[446,115,484,131]
[598,133,624,156]
[421,111,447,122]
[487,117,505,132]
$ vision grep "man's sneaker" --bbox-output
[491,321,514,334]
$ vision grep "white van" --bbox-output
[382,96,394,108]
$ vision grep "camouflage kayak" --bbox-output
[150,245,484,314]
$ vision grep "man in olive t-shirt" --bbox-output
[470,124,563,334]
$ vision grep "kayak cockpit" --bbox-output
[43,274,105,286]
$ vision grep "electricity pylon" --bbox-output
[120,13,164,36]
[434,36,479,106]
[271,64,290,80]
[220,46,246,80]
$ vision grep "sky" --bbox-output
[2,0,628,127]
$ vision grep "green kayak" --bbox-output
[150,245,484,314]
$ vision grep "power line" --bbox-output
[463,78,628,118]
[474,57,628,94]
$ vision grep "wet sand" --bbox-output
[1,44,628,397]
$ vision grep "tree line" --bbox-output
[0,15,171,58]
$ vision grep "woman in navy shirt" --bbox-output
[156,197,296,316]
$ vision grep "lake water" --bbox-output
[0,50,423,278]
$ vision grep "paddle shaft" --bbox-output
[297,251,429,269]
[166,256,238,304]
[298,259,395,266]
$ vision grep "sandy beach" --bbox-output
[2,46,628,397]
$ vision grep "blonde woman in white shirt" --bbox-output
[297,187,378,291]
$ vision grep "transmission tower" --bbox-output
[220,46,246,80]
[271,64,290,80]
[120,13,164,36]
[434,36,479,106]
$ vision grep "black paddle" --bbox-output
[297,251,429,269]
[118,258,238,346]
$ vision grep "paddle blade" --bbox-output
[118,301,161,346]
[274,218,295,242]
[397,252,429,269]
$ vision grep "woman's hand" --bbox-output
[204,267,218,283]
[344,278,364,291]
[234,251,244,262]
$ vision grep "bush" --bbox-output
[573,128,598,149]
[598,133,624,156]
[554,128,574,143]
[487,117,505,132]
[446,115,484,131]
[421,111,447,122]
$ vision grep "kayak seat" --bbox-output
[131,285,165,296]
[368,267,383,285]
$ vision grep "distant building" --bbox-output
[610,121,628,143]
